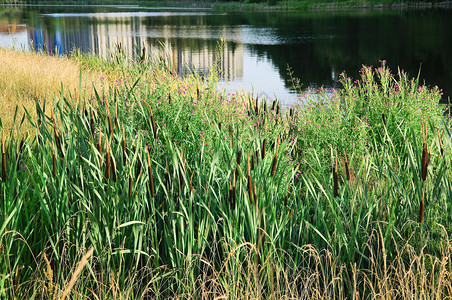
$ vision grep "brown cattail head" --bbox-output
[270,155,278,178]
[290,107,294,117]
[106,140,116,182]
[421,122,429,182]
[419,189,425,223]
[271,100,276,111]
[52,111,63,157]
[2,131,7,182]
[168,92,172,104]
[229,125,234,148]
[196,83,200,100]
[105,145,111,180]
[333,157,339,197]
[437,130,444,158]
[276,104,280,116]
[262,139,267,160]
[129,177,133,197]
[251,153,255,171]
[134,144,142,178]
[382,113,386,126]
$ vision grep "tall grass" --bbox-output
[0,49,451,299]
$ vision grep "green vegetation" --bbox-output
[1,47,451,298]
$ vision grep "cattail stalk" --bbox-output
[421,122,429,182]
[419,189,425,223]
[2,131,6,182]
[343,151,350,182]
[122,129,127,165]
[270,136,280,178]
[146,147,155,198]
[97,128,102,166]
[247,154,253,203]
[52,143,57,177]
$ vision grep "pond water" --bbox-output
[1,4,451,104]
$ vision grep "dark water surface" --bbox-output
[1,5,451,104]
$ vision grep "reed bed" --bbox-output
[0,51,451,299]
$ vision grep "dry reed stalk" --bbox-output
[419,189,425,223]
[270,136,280,178]
[1,131,6,182]
[60,247,94,300]
[52,143,57,177]
[146,147,155,198]
[97,128,102,166]
[247,153,253,202]
[421,122,430,182]
[343,151,350,182]
[43,252,54,297]
[122,129,127,166]
[262,139,267,160]
[333,157,339,197]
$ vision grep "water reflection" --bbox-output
[1,5,451,103]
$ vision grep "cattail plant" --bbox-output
[105,139,116,182]
[262,139,267,160]
[142,100,157,140]
[216,111,221,131]
[382,113,386,126]
[168,92,172,104]
[270,135,280,178]
[343,151,350,182]
[105,142,111,181]
[437,129,444,158]
[104,97,114,139]
[114,101,119,130]
[229,124,234,148]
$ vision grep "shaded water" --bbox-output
[1,4,451,104]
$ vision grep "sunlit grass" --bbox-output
[0,47,106,134]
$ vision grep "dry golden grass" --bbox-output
[0,48,104,134]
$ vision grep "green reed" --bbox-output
[0,52,451,298]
